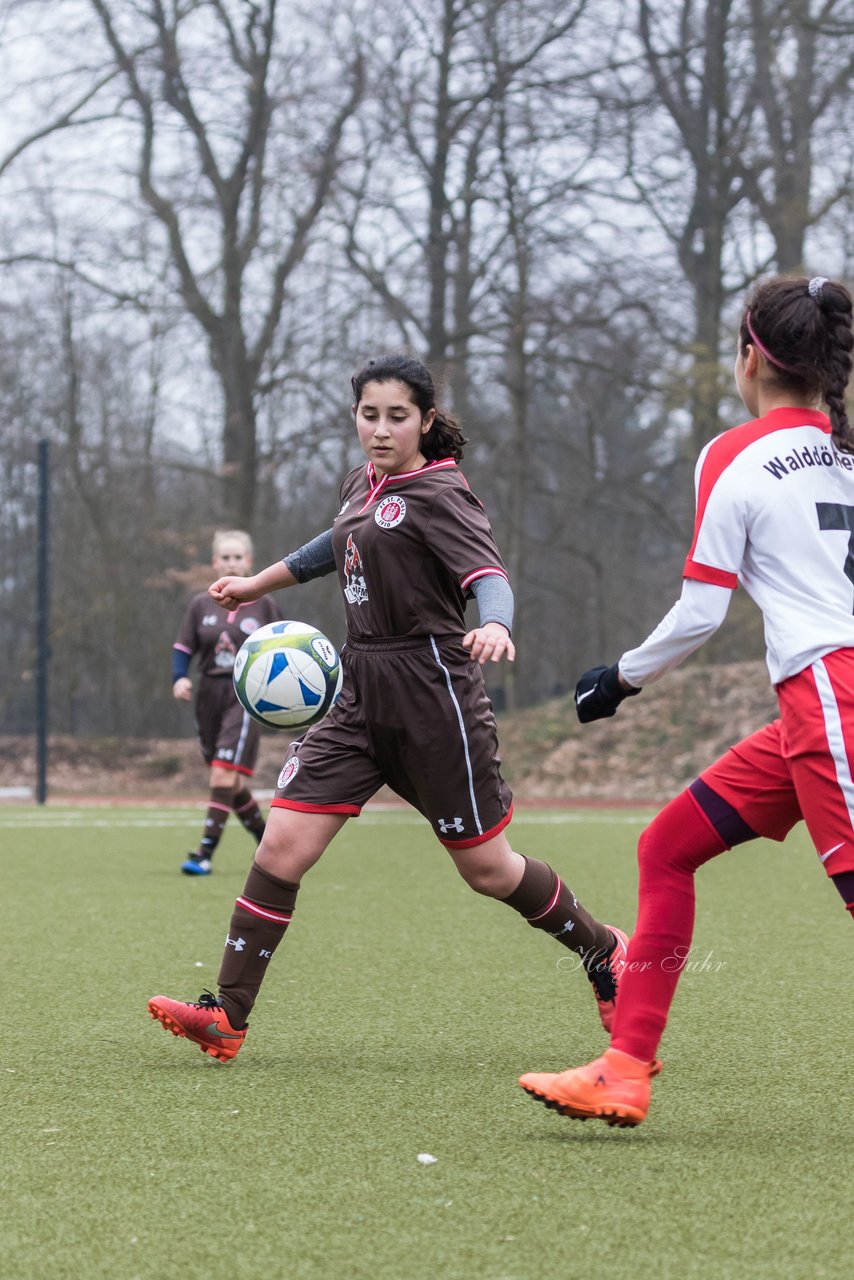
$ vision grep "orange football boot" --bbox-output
[148,991,246,1062]
[519,1048,661,1127]
[588,926,629,1033]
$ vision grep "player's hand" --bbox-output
[463,623,516,665]
[209,574,258,609]
[575,663,640,723]
[172,677,192,702]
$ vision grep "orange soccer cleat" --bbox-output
[148,991,246,1062]
[587,925,629,1033]
[518,1048,662,1127]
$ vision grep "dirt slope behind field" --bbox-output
[499,659,777,802]
[1,661,777,805]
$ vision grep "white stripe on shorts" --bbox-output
[429,635,483,835]
[233,709,252,766]
[812,656,854,849]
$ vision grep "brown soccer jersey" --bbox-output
[273,459,514,847]
[333,459,508,637]
[174,595,282,678]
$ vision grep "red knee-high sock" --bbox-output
[610,790,727,1063]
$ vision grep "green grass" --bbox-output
[1,805,850,1280]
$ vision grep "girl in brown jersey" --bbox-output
[172,530,280,875]
[149,357,626,1060]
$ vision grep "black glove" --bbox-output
[574,663,641,724]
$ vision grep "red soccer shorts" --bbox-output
[698,648,854,876]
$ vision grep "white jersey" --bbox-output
[621,406,854,687]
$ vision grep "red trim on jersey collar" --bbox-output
[365,458,457,486]
[360,457,458,512]
[684,406,832,585]
[754,406,830,433]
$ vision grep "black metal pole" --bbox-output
[36,439,50,805]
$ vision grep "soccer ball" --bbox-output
[233,620,343,730]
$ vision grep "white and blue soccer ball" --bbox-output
[233,620,343,730]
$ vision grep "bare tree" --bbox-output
[632,0,758,450]
[341,0,592,403]
[0,0,365,528]
[743,0,854,272]
[84,0,365,526]
[4,0,854,729]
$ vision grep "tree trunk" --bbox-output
[218,336,258,530]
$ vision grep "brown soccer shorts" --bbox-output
[271,635,513,847]
[195,675,261,776]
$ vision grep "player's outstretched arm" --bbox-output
[463,623,516,665]
[209,561,299,610]
[575,663,640,723]
[576,580,733,723]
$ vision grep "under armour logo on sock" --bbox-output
[438,816,464,834]
[548,919,576,938]
[225,936,246,951]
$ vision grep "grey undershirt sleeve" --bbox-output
[470,574,514,634]
[283,529,336,583]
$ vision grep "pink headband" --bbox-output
[745,310,799,375]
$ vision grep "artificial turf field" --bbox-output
[2,804,851,1280]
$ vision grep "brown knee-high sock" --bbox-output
[197,786,234,858]
[232,786,266,844]
[501,856,615,967]
[217,862,299,1028]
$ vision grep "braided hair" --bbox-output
[739,275,854,452]
[350,354,468,463]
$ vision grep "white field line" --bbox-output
[0,809,653,831]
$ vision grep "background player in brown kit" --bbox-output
[150,355,626,1058]
[172,530,281,876]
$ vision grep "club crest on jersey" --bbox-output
[214,630,237,669]
[239,616,263,635]
[277,757,300,790]
[343,533,369,605]
[375,495,406,529]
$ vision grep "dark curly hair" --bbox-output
[739,275,854,452]
[350,353,468,463]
